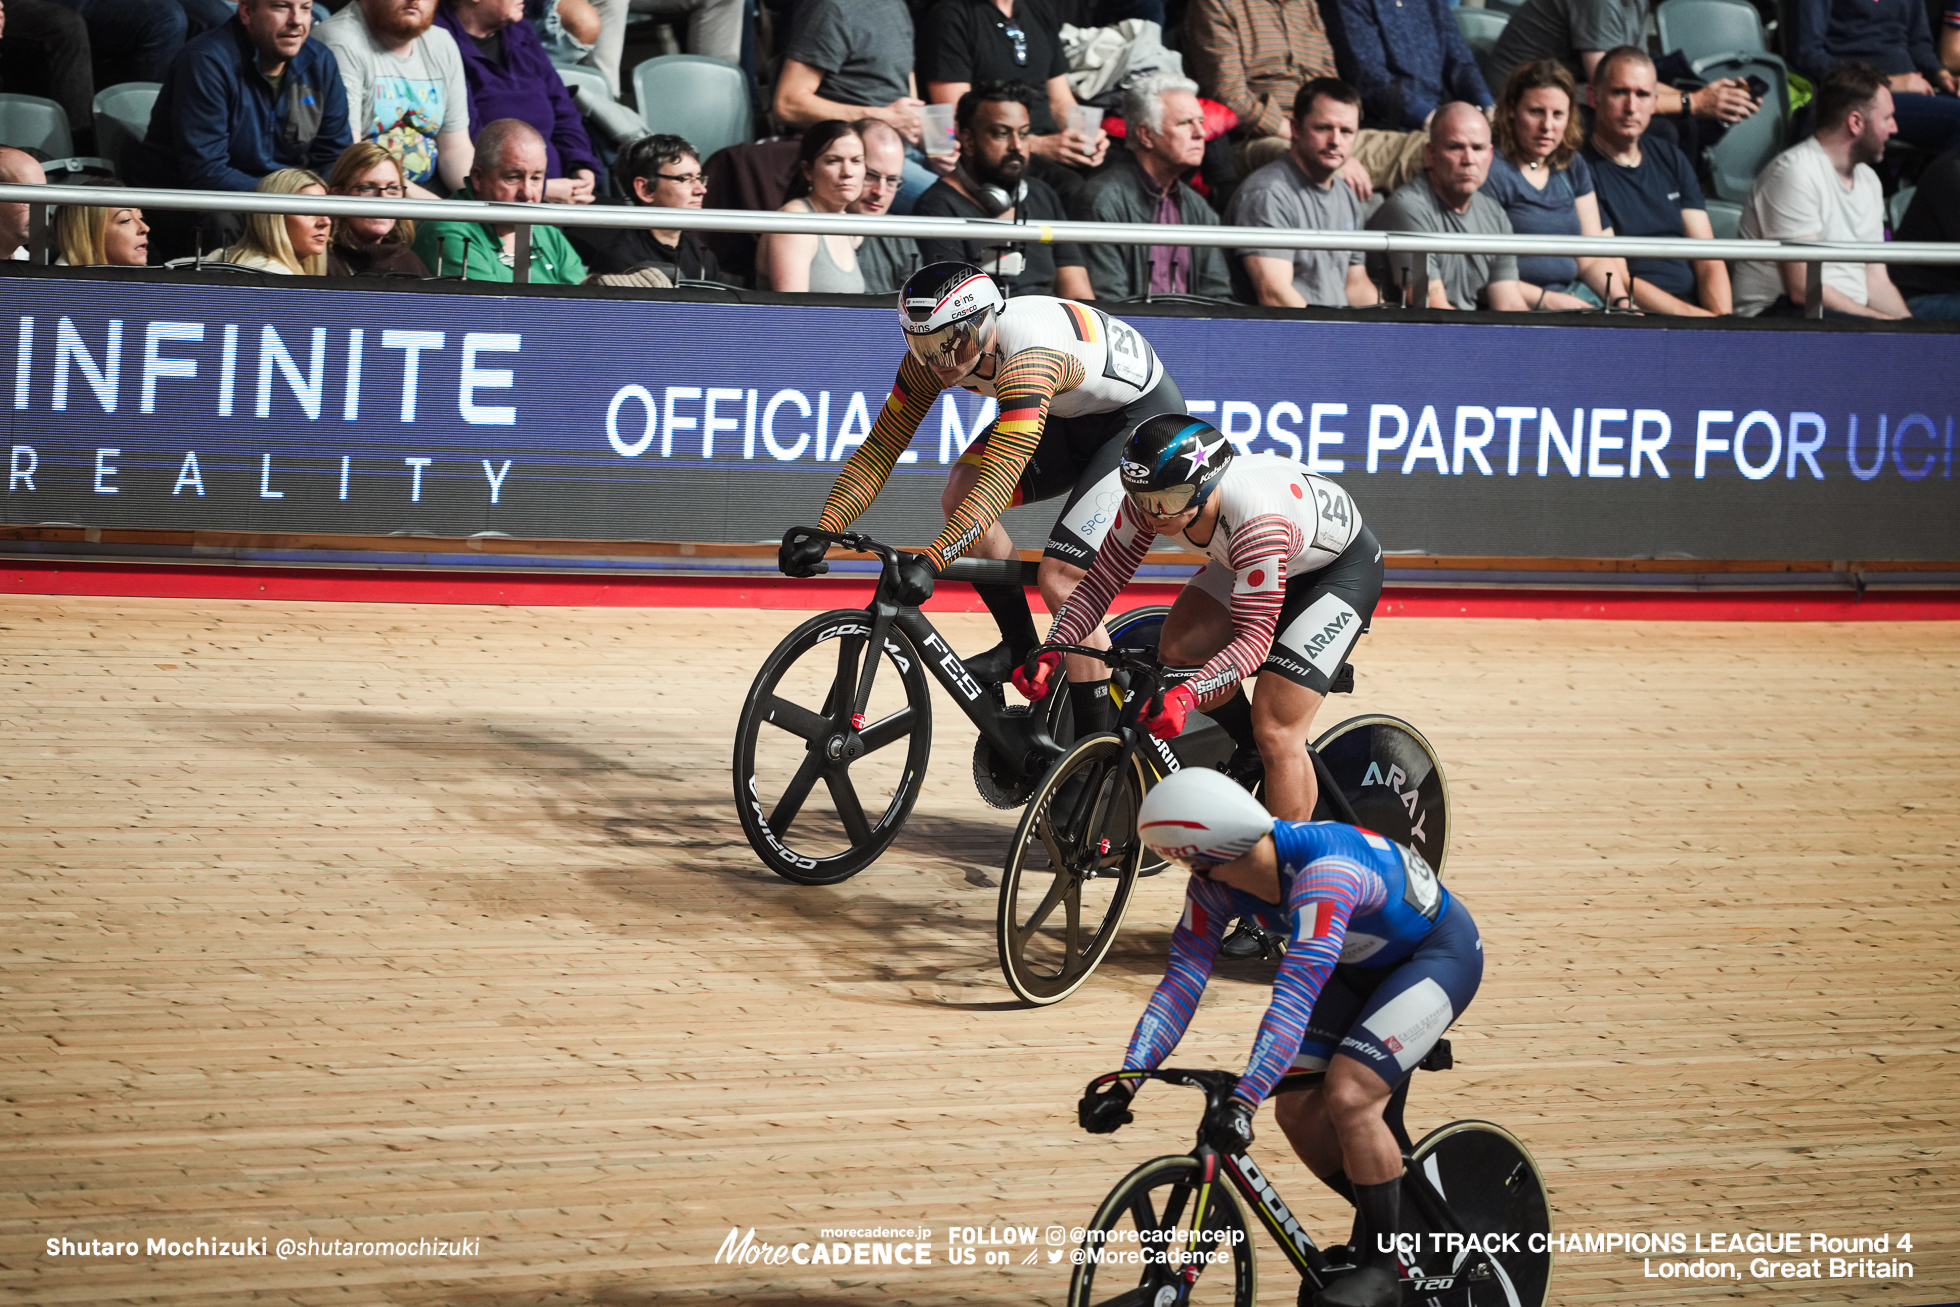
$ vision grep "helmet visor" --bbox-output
[1129,484,1198,518]
[904,316,988,378]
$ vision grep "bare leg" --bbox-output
[1274,1083,1344,1178]
[1154,583,1233,668]
[1322,1056,1401,1184]
[1250,674,1326,822]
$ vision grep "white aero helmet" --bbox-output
[899,261,1003,380]
[1137,768,1274,870]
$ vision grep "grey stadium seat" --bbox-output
[92,82,162,173]
[1704,198,1743,241]
[0,92,114,176]
[1697,53,1789,202]
[1453,8,1512,96]
[1657,0,1766,64]
[630,54,752,163]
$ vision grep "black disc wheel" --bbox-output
[1312,714,1450,875]
[996,733,1146,1004]
[1402,1121,1553,1307]
[1067,1155,1257,1307]
[733,609,931,884]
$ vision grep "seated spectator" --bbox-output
[1893,145,1960,317]
[52,179,149,266]
[434,0,598,203]
[411,117,586,280]
[912,80,1092,298]
[1792,0,1960,153]
[587,0,741,99]
[0,147,47,261]
[850,117,922,294]
[1227,77,1378,307]
[758,120,866,293]
[1185,0,1420,197]
[1487,0,1759,142]
[567,133,721,281]
[223,167,331,273]
[775,0,941,213]
[45,0,186,86]
[529,0,600,66]
[1367,101,1529,309]
[1071,71,1231,300]
[129,0,351,258]
[0,0,95,149]
[325,141,432,275]
[1733,63,1910,318]
[917,0,1107,203]
[1483,59,1628,309]
[317,0,475,199]
[1321,0,1492,131]
[1582,46,1731,315]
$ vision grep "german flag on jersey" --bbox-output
[1060,300,1100,344]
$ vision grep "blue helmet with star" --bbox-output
[1119,414,1235,517]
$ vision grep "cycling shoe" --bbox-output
[962,642,1016,687]
[1219,917,1282,960]
[1313,1264,1398,1307]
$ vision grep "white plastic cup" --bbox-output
[923,103,957,158]
[1069,105,1103,143]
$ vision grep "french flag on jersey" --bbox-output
[1301,901,1340,939]
[1358,828,1391,852]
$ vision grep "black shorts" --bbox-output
[956,372,1186,570]
[1188,525,1384,696]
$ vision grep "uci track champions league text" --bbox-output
[0,282,1956,558]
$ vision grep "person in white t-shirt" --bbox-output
[317,0,475,199]
[1733,62,1912,319]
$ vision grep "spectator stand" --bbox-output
[0,91,113,177]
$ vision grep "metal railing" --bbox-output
[7,180,1960,321]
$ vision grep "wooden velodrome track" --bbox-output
[1,593,1954,1307]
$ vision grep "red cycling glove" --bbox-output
[1012,651,1064,701]
[1141,685,1196,740]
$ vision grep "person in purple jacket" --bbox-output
[434,0,599,203]
[1791,0,1960,153]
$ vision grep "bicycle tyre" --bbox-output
[1402,1120,1553,1307]
[1068,1154,1257,1307]
[1311,714,1451,875]
[732,609,932,885]
[996,733,1147,1005]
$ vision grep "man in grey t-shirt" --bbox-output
[1487,0,1760,128]
[1226,77,1381,307]
[774,0,937,211]
[1367,102,1529,310]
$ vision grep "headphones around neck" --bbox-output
[955,162,1029,218]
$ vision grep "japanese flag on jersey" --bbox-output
[1232,561,1285,602]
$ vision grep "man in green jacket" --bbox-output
[414,118,587,283]
[1068,71,1233,302]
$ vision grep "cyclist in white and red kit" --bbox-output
[1016,412,1384,825]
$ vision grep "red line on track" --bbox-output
[1,562,1955,620]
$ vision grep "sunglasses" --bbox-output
[1001,22,1027,65]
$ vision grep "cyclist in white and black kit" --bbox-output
[779,261,1190,740]
[1018,413,1385,826]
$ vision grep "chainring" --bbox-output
[972,706,1042,809]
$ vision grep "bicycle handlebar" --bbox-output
[1087,1067,1242,1114]
[780,527,1039,586]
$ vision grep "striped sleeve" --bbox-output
[919,347,1085,571]
[1232,857,1372,1106]
[817,353,946,533]
[1122,876,1236,1073]
[1047,504,1156,648]
[1185,514,1299,709]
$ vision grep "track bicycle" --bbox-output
[996,637,1450,1005]
[735,529,1206,885]
[1069,1052,1553,1307]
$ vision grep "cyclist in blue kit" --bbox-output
[1077,768,1483,1307]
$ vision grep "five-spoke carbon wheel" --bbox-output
[1403,1121,1553,1307]
[733,609,931,884]
[996,733,1147,1004]
[1068,1155,1257,1307]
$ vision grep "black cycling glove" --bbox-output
[1078,1079,1138,1134]
[887,552,937,607]
[1202,1096,1256,1153]
[779,530,830,578]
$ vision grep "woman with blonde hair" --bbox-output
[52,179,151,267]
[1483,60,1631,309]
[324,143,430,277]
[223,169,333,275]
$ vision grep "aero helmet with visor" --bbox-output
[1136,768,1274,872]
[1120,413,1236,518]
[899,261,1003,380]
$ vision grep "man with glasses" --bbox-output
[849,118,921,293]
[911,80,1092,298]
[566,133,722,282]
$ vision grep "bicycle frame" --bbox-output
[1091,1067,1506,1298]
